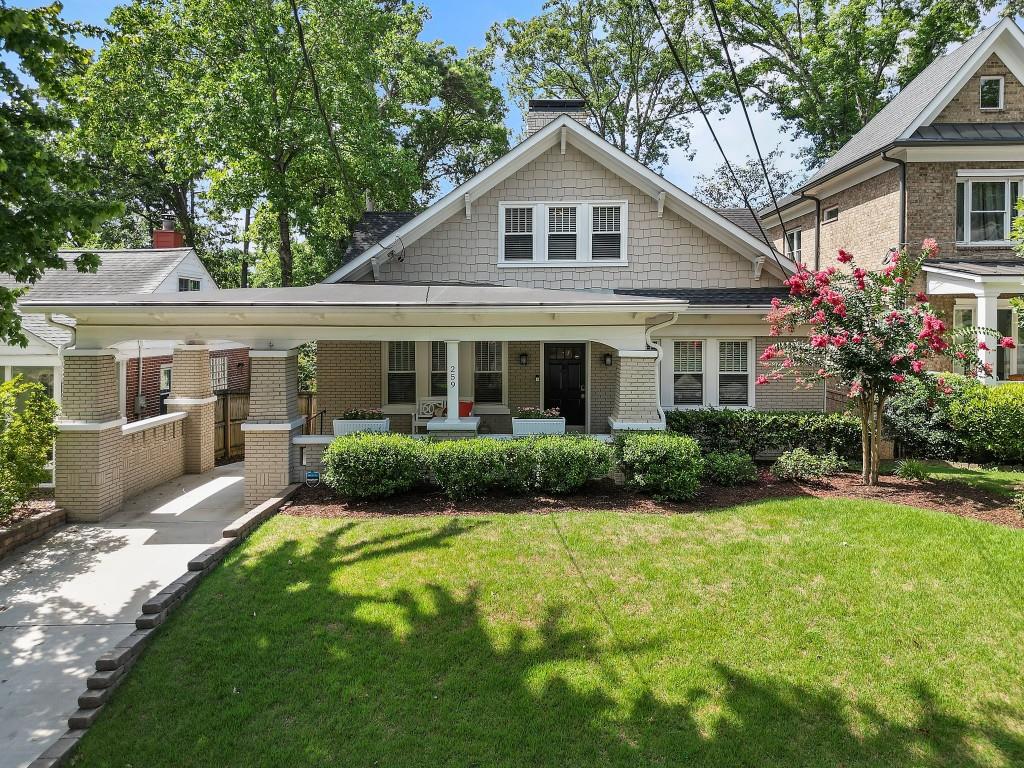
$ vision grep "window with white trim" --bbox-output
[785,229,802,263]
[209,356,228,392]
[499,201,626,264]
[502,206,534,260]
[159,363,172,393]
[980,76,1004,110]
[474,341,503,403]
[387,341,416,404]
[718,341,750,406]
[953,306,974,329]
[430,341,446,397]
[957,177,1024,243]
[673,341,703,405]
[178,277,201,292]
[822,206,839,224]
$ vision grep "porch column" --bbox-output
[976,292,999,382]
[165,344,216,473]
[446,340,459,421]
[243,348,303,506]
[608,350,664,432]
[55,350,126,521]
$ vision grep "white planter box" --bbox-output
[333,418,390,436]
[512,418,566,436]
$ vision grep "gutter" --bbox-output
[645,312,679,428]
[799,192,823,270]
[880,149,907,248]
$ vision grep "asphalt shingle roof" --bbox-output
[614,287,789,307]
[341,212,417,264]
[925,259,1024,276]
[715,208,771,245]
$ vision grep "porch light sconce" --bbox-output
[519,352,529,366]
[603,353,614,367]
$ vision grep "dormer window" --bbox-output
[498,201,627,265]
[980,76,1004,110]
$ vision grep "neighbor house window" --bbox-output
[547,206,578,259]
[980,76,1004,110]
[822,206,839,224]
[430,341,446,397]
[673,341,703,406]
[785,229,802,262]
[178,277,201,292]
[474,341,503,403]
[210,356,228,392]
[591,205,623,259]
[159,363,172,393]
[499,202,627,263]
[957,177,1024,243]
[718,341,751,406]
[502,206,534,260]
[387,341,416,404]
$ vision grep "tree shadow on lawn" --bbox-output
[77,519,1024,768]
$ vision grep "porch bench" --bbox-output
[413,397,474,433]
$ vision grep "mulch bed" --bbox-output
[283,471,1024,529]
[1,493,57,529]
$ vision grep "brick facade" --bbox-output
[245,351,302,505]
[316,341,381,426]
[378,143,782,291]
[753,338,826,411]
[123,419,186,499]
[125,348,248,422]
[165,345,216,475]
[589,343,618,434]
[934,54,1024,123]
[609,355,661,426]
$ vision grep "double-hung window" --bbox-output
[474,341,503,403]
[499,201,626,264]
[673,341,704,406]
[387,341,416,404]
[785,229,802,263]
[430,341,447,396]
[178,277,201,292]
[718,341,751,406]
[956,175,1024,244]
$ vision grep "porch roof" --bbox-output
[923,260,1024,295]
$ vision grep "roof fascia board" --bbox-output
[155,249,217,291]
[327,115,792,283]
[761,156,895,223]
[902,144,1024,162]
[905,20,1024,137]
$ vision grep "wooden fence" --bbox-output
[215,391,319,461]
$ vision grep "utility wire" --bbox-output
[704,0,789,242]
[644,0,789,277]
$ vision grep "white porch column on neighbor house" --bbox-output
[446,340,459,421]
[976,291,1000,381]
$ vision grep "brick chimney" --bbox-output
[152,214,184,248]
[525,98,588,137]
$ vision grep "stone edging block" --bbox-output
[0,508,66,562]
[35,484,301,768]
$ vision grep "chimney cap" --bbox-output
[527,98,587,112]
[160,213,176,231]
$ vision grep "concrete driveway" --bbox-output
[0,462,248,768]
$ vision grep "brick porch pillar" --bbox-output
[243,348,303,506]
[608,350,664,432]
[55,350,126,521]
[164,344,216,474]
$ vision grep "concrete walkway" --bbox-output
[0,463,248,768]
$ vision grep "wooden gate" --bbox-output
[215,391,319,461]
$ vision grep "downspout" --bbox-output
[646,312,680,428]
[884,148,909,247]
[799,192,822,270]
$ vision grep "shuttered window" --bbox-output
[547,206,577,260]
[474,342,503,403]
[387,341,416,404]
[430,341,446,396]
[591,205,622,259]
[673,341,703,405]
[718,341,750,406]
[503,207,533,260]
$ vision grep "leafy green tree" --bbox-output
[490,0,704,170]
[0,377,59,519]
[704,0,1001,166]
[693,147,801,209]
[0,1,117,345]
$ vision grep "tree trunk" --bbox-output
[859,394,871,485]
[277,207,293,287]
[241,207,251,289]
[871,394,886,485]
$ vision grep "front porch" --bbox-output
[22,283,686,518]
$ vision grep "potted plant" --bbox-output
[512,406,565,436]
[333,407,390,436]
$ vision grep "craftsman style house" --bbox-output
[762,17,1024,380]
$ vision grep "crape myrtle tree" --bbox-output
[758,240,1014,485]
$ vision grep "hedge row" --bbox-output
[665,409,861,456]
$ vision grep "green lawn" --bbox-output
[884,460,1024,498]
[73,499,1024,767]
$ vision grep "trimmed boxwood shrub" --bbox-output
[429,439,536,500]
[884,373,980,459]
[532,435,612,494]
[771,448,845,481]
[666,409,860,456]
[948,382,1024,464]
[322,433,425,499]
[614,432,704,501]
[702,450,757,486]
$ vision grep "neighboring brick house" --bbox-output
[762,17,1024,380]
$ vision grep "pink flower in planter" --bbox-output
[922,238,939,258]
[837,249,853,263]
[999,336,1017,349]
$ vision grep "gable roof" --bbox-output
[715,208,771,245]
[326,115,794,283]
[765,17,1024,213]
[341,212,417,265]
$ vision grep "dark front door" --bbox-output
[544,343,586,427]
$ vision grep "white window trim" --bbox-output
[785,228,803,263]
[661,337,755,410]
[498,200,628,266]
[822,206,839,224]
[954,298,1021,377]
[159,363,173,393]
[177,275,203,292]
[380,341,509,412]
[956,176,1023,246]
[980,75,1005,110]
[210,356,228,391]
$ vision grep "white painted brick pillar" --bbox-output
[608,350,664,432]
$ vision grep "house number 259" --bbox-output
[449,365,457,388]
